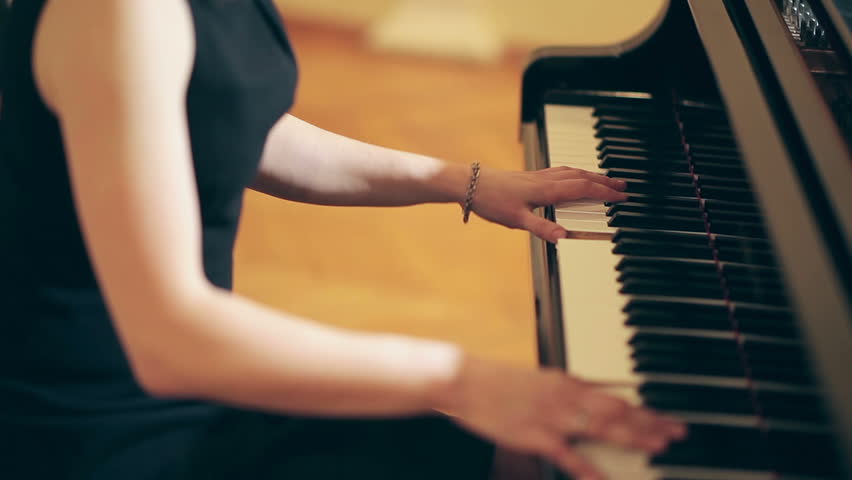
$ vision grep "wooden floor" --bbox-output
[233,19,538,366]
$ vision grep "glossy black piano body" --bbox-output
[521,0,852,478]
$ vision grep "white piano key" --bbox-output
[557,238,638,385]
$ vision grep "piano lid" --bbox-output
[519,0,720,126]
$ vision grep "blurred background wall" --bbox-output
[234,0,667,368]
[274,0,668,50]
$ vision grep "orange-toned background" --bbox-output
[234,2,665,367]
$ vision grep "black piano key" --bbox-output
[719,249,777,268]
[626,307,799,338]
[703,208,763,224]
[678,100,730,120]
[714,235,774,254]
[630,332,805,363]
[613,235,777,266]
[615,246,775,270]
[607,202,702,218]
[727,288,789,306]
[724,273,785,288]
[633,353,814,385]
[617,257,782,282]
[617,266,719,285]
[593,115,676,130]
[690,151,744,165]
[720,263,783,283]
[597,136,683,151]
[630,335,814,384]
[616,265,787,302]
[686,143,740,157]
[595,123,683,143]
[646,424,765,471]
[617,194,700,208]
[620,278,725,300]
[697,184,756,203]
[683,131,738,149]
[623,179,697,196]
[613,227,771,254]
[706,219,767,238]
[696,176,752,190]
[599,154,691,172]
[691,161,748,178]
[605,168,695,183]
[609,211,707,232]
[651,424,842,476]
[679,117,733,134]
[597,147,688,161]
[613,238,715,261]
[615,257,719,276]
[592,103,660,118]
[617,274,788,306]
[762,429,842,476]
[617,256,716,274]
[607,202,766,229]
[639,382,829,422]
[597,143,686,159]
[613,228,711,246]
[616,194,761,215]
[624,296,795,324]
[703,198,760,214]
[604,169,755,198]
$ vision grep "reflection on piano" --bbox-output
[521,0,852,478]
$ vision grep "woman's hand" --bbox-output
[437,356,686,480]
[470,166,628,243]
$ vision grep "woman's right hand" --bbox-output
[436,356,687,480]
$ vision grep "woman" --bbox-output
[0,1,685,479]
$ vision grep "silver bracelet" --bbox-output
[462,162,481,224]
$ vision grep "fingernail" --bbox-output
[616,179,627,191]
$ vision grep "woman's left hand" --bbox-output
[469,166,628,243]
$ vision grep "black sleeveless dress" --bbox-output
[0,1,492,479]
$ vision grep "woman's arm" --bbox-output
[34,0,460,416]
[254,115,628,242]
[253,114,471,207]
[35,2,682,477]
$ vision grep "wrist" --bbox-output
[429,161,470,206]
[428,350,480,417]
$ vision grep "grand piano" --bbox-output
[521,0,852,478]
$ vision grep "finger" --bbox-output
[519,212,566,243]
[548,442,605,480]
[576,395,630,440]
[661,415,688,439]
[543,167,627,192]
[559,179,629,203]
[585,404,683,453]
[579,170,627,192]
[621,407,687,442]
[599,419,673,454]
[527,430,604,480]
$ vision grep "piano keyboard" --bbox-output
[545,97,843,479]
